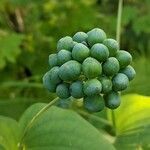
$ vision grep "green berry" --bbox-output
[48,54,58,69]
[72,43,90,62]
[112,73,129,91]
[87,28,107,47]
[56,83,70,99]
[116,50,132,68]
[104,91,120,109]
[59,60,81,81]
[120,65,136,81]
[70,80,84,98]
[57,49,72,65]
[91,43,109,62]
[99,76,112,94]
[83,79,102,96]
[103,39,119,56]
[84,95,105,112]
[49,66,61,84]
[43,71,56,92]
[102,57,120,76]
[82,57,102,79]
[73,32,88,43]
[57,36,74,51]
[56,98,72,109]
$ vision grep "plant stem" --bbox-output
[18,97,59,149]
[111,0,123,133]
[116,0,123,48]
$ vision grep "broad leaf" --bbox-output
[19,104,115,150]
[0,98,39,120]
[108,94,150,150]
[0,116,20,150]
[0,33,22,69]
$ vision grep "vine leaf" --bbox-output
[19,104,115,150]
[107,94,150,150]
[0,116,20,150]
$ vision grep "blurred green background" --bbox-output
[0,0,149,120]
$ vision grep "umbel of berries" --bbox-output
[43,28,136,112]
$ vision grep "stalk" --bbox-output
[18,97,59,149]
[111,0,123,133]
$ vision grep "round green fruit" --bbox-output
[42,71,56,92]
[84,95,105,112]
[72,43,90,62]
[103,39,119,57]
[99,76,112,94]
[83,79,102,96]
[87,28,107,47]
[102,57,120,76]
[120,65,136,81]
[104,91,120,109]
[70,80,84,99]
[49,66,61,84]
[82,57,102,79]
[91,43,109,62]
[112,73,129,91]
[48,54,58,69]
[57,49,72,65]
[116,50,132,68]
[56,98,72,109]
[57,36,74,51]
[73,32,88,43]
[59,60,81,81]
[56,83,70,99]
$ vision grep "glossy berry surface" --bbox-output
[104,91,121,109]
[43,27,135,112]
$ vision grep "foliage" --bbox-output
[0,94,150,149]
[0,104,115,150]
[0,0,149,149]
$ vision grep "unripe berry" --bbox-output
[49,66,61,84]
[43,71,57,92]
[120,65,136,81]
[104,91,120,109]
[99,76,112,94]
[48,54,58,69]
[57,36,74,51]
[82,57,102,79]
[103,39,119,57]
[112,73,129,91]
[70,80,84,99]
[57,49,72,65]
[72,43,90,62]
[91,43,109,62]
[84,95,105,112]
[59,60,81,81]
[83,79,102,96]
[56,83,70,99]
[87,28,107,47]
[56,98,72,109]
[73,32,88,43]
[116,50,132,68]
[102,57,119,76]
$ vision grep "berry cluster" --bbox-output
[43,28,136,112]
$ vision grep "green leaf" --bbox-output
[0,116,20,150]
[0,98,39,120]
[108,94,150,149]
[19,104,115,150]
[0,33,22,69]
